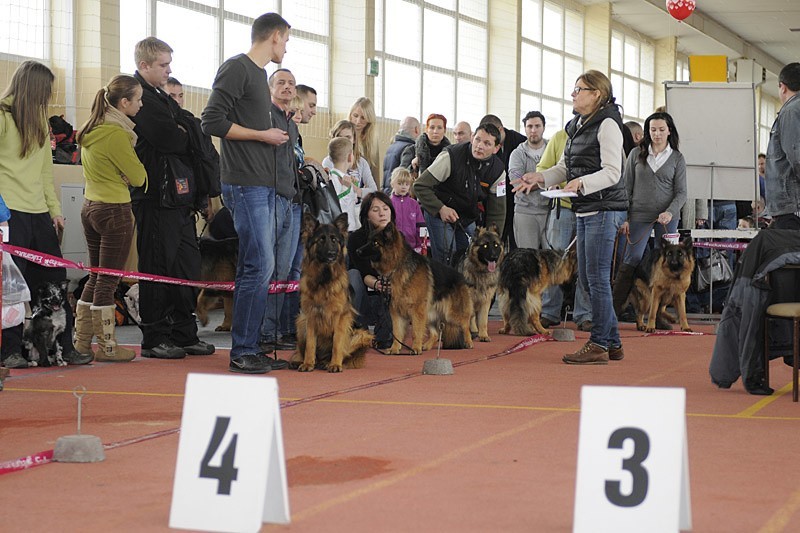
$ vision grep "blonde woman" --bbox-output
[512,70,627,365]
[349,97,380,180]
[0,61,92,368]
[75,75,147,362]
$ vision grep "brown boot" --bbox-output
[563,341,609,365]
[73,300,96,359]
[92,305,136,362]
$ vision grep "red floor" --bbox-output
[1,321,798,532]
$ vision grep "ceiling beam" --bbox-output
[640,0,785,75]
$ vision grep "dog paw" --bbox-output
[465,339,474,349]
[215,325,231,332]
[298,363,315,372]
[540,329,552,336]
[498,327,508,334]
[645,326,656,333]
[636,324,647,332]
[681,327,693,333]
[478,335,491,342]
[326,364,343,373]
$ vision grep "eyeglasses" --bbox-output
[573,86,596,95]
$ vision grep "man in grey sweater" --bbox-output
[510,111,549,249]
[201,13,292,374]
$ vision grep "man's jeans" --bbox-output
[261,200,296,342]
[424,212,475,265]
[577,210,625,349]
[279,203,304,337]
[222,183,291,358]
[541,209,591,325]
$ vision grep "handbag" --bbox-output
[299,163,342,225]
[694,248,734,292]
[159,154,195,209]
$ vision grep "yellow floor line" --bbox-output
[737,382,794,417]
[758,486,800,533]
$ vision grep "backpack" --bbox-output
[299,162,343,225]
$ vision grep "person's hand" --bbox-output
[52,215,65,232]
[260,128,289,145]
[439,205,459,223]
[411,157,419,169]
[511,172,544,194]
[695,218,707,228]
[619,221,630,236]
[657,212,672,225]
[563,178,582,194]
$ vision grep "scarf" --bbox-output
[103,105,137,147]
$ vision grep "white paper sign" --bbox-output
[573,386,691,533]
[170,374,290,533]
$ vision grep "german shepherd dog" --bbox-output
[195,236,237,332]
[22,281,69,367]
[290,213,373,372]
[497,247,577,336]
[628,237,695,333]
[459,224,504,342]
[357,222,474,354]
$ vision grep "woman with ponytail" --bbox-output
[74,75,146,362]
[511,70,627,365]
[0,61,93,369]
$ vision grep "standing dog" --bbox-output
[290,213,373,372]
[497,247,577,336]
[195,236,237,332]
[459,224,504,341]
[357,222,474,354]
[628,237,695,333]
[22,281,69,367]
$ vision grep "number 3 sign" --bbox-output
[573,386,691,533]
[169,374,290,532]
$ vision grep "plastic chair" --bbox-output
[764,303,800,402]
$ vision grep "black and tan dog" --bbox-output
[459,224,504,342]
[628,237,695,333]
[22,281,70,367]
[497,247,577,336]
[195,236,237,332]
[290,213,373,372]
[357,222,474,354]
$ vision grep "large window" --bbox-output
[374,0,488,129]
[1,0,47,59]
[759,95,777,155]
[519,0,583,134]
[610,30,655,124]
[119,0,329,107]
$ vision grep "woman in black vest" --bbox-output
[512,70,627,365]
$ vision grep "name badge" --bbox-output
[496,180,506,197]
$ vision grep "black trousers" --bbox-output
[1,210,75,360]
[132,201,201,348]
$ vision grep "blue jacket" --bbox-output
[0,193,9,222]
[765,93,800,217]
[383,133,415,192]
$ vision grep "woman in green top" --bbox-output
[0,61,92,369]
[74,75,146,362]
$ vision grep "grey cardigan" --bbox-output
[624,146,687,223]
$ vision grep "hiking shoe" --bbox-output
[563,341,609,365]
[260,352,289,370]
[2,353,29,369]
[608,344,624,361]
[577,321,593,332]
[62,348,94,365]
[179,340,215,356]
[141,343,186,359]
[230,354,271,374]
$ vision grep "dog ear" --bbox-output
[680,236,693,250]
[301,211,319,244]
[333,213,349,236]
[488,222,499,235]
[381,222,396,241]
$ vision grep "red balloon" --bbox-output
[666,0,696,21]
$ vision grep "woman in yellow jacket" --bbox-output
[74,75,146,362]
[0,61,93,369]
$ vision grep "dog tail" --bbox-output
[499,276,537,337]
[441,323,469,349]
[344,328,374,369]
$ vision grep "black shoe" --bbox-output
[275,338,297,350]
[373,339,392,350]
[62,348,94,365]
[141,343,186,359]
[260,352,289,370]
[258,339,277,354]
[281,333,297,344]
[540,317,561,328]
[230,354,271,374]
[179,340,215,356]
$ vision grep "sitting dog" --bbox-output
[290,213,373,372]
[196,236,237,332]
[22,281,70,367]
[357,221,474,354]
[628,237,695,333]
[497,247,577,336]
[459,224,504,342]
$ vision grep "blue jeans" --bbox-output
[541,208,591,324]
[622,218,679,267]
[261,199,296,342]
[222,183,291,358]
[279,203,303,336]
[424,212,475,265]
[577,210,625,349]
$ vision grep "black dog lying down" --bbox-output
[22,281,70,367]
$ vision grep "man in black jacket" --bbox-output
[130,37,215,360]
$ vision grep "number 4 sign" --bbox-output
[169,374,290,532]
[573,386,691,533]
